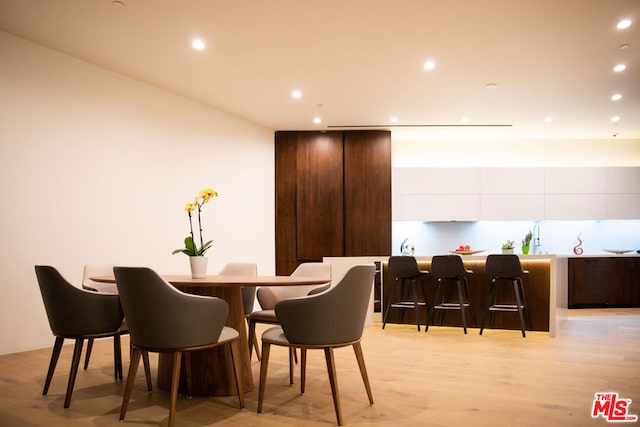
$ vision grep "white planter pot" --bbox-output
[189,256,208,279]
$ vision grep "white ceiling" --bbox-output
[1,0,639,140]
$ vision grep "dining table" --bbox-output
[91,273,329,396]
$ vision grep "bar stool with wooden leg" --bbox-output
[383,256,429,331]
[426,255,476,334]
[479,254,529,337]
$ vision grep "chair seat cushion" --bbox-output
[219,326,240,343]
[248,310,278,323]
[261,326,289,345]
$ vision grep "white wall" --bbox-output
[0,32,275,354]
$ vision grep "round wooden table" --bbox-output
[92,274,329,396]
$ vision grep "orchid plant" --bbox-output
[172,188,218,257]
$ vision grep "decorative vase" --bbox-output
[189,256,208,279]
[522,245,530,254]
[502,248,514,254]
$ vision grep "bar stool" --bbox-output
[383,256,429,331]
[427,255,476,334]
[479,254,529,337]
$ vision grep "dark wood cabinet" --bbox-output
[275,130,391,275]
[568,257,640,308]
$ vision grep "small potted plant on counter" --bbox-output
[501,240,515,254]
[522,230,532,254]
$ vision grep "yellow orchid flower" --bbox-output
[197,188,218,204]
[184,202,197,213]
[173,187,219,257]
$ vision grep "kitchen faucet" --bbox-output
[532,223,541,254]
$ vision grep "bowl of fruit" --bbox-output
[449,245,485,255]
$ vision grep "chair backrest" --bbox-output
[275,264,375,345]
[35,265,123,337]
[82,264,117,293]
[218,263,258,315]
[388,256,423,279]
[430,255,467,279]
[257,262,331,310]
[486,254,525,279]
[113,267,228,350]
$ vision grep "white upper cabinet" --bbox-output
[608,167,640,193]
[544,168,608,194]
[393,167,480,194]
[481,168,544,194]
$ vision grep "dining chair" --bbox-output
[257,264,375,426]
[35,265,125,408]
[218,262,259,359]
[81,264,151,385]
[113,266,244,427]
[247,262,331,366]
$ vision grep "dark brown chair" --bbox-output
[480,254,529,337]
[35,265,125,408]
[113,267,244,427]
[257,264,375,426]
[383,256,429,331]
[427,255,476,334]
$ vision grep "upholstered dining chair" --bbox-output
[113,267,244,427]
[35,265,125,408]
[218,262,259,359]
[247,262,331,365]
[257,264,375,426]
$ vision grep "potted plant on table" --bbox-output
[173,188,218,278]
[521,230,533,254]
[501,240,515,254]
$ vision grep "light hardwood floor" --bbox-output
[1,309,639,426]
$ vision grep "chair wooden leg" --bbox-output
[184,352,192,397]
[229,340,245,409]
[169,352,182,427]
[114,334,123,380]
[247,319,261,361]
[300,348,307,394]
[353,342,374,405]
[324,347,343,426]
[288,348,295,385]
[83,338,94,370]
[456,281,468,334]
[142,350,152,391]
[64,338,84,408]
[382,280,400,329]
[43,337,64,395]
[120,348,142,421]
[257,341,271,414]
[513,280,527,337]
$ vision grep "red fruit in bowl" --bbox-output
[465,245,471,250]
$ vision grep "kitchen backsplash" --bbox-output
[392,220,640,256]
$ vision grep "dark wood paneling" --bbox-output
[344,130,392,256]
[295,131,344,262]
[608,258,640,306]
[274,132,298,275]
[568,258,608,307]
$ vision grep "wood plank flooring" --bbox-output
[0,309,638,426]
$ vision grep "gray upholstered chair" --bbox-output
[35,265,125,408]
[427,255,476,334]
[113,267,244,427]
[257,264,375,426]
[218,262,259,359]
[247,262,331,364]
[480,254,529,337]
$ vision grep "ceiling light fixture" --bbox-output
[292,90,302,99]
[611,116,621,123]
[617,19,632,29]
[611,93,622,101]
[614,64,626,72]
[112,0,125,6]
[619,43,630,50]
[423,60,436,71]
[191,38,206,50]
[390,116,399,123]
[485,83,498,89]
[461,116,470,123]
[544,116,553,123]
[313,117,322,124]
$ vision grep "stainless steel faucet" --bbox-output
[532,223,541,254]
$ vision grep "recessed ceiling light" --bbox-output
[485,83,498,89]
[611,116,621,123]
[390,116,398,123]
[191,38,206,50]
[423,60,436,71]
[614,64,626,72]
[461,116,470,123]
[617,19,632,30]
[112,0,125,6]
[292,90,302,99]
[611,93,622,101]
[313,117,322,124]
[544,116,553,123]
[619,43,630,50]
